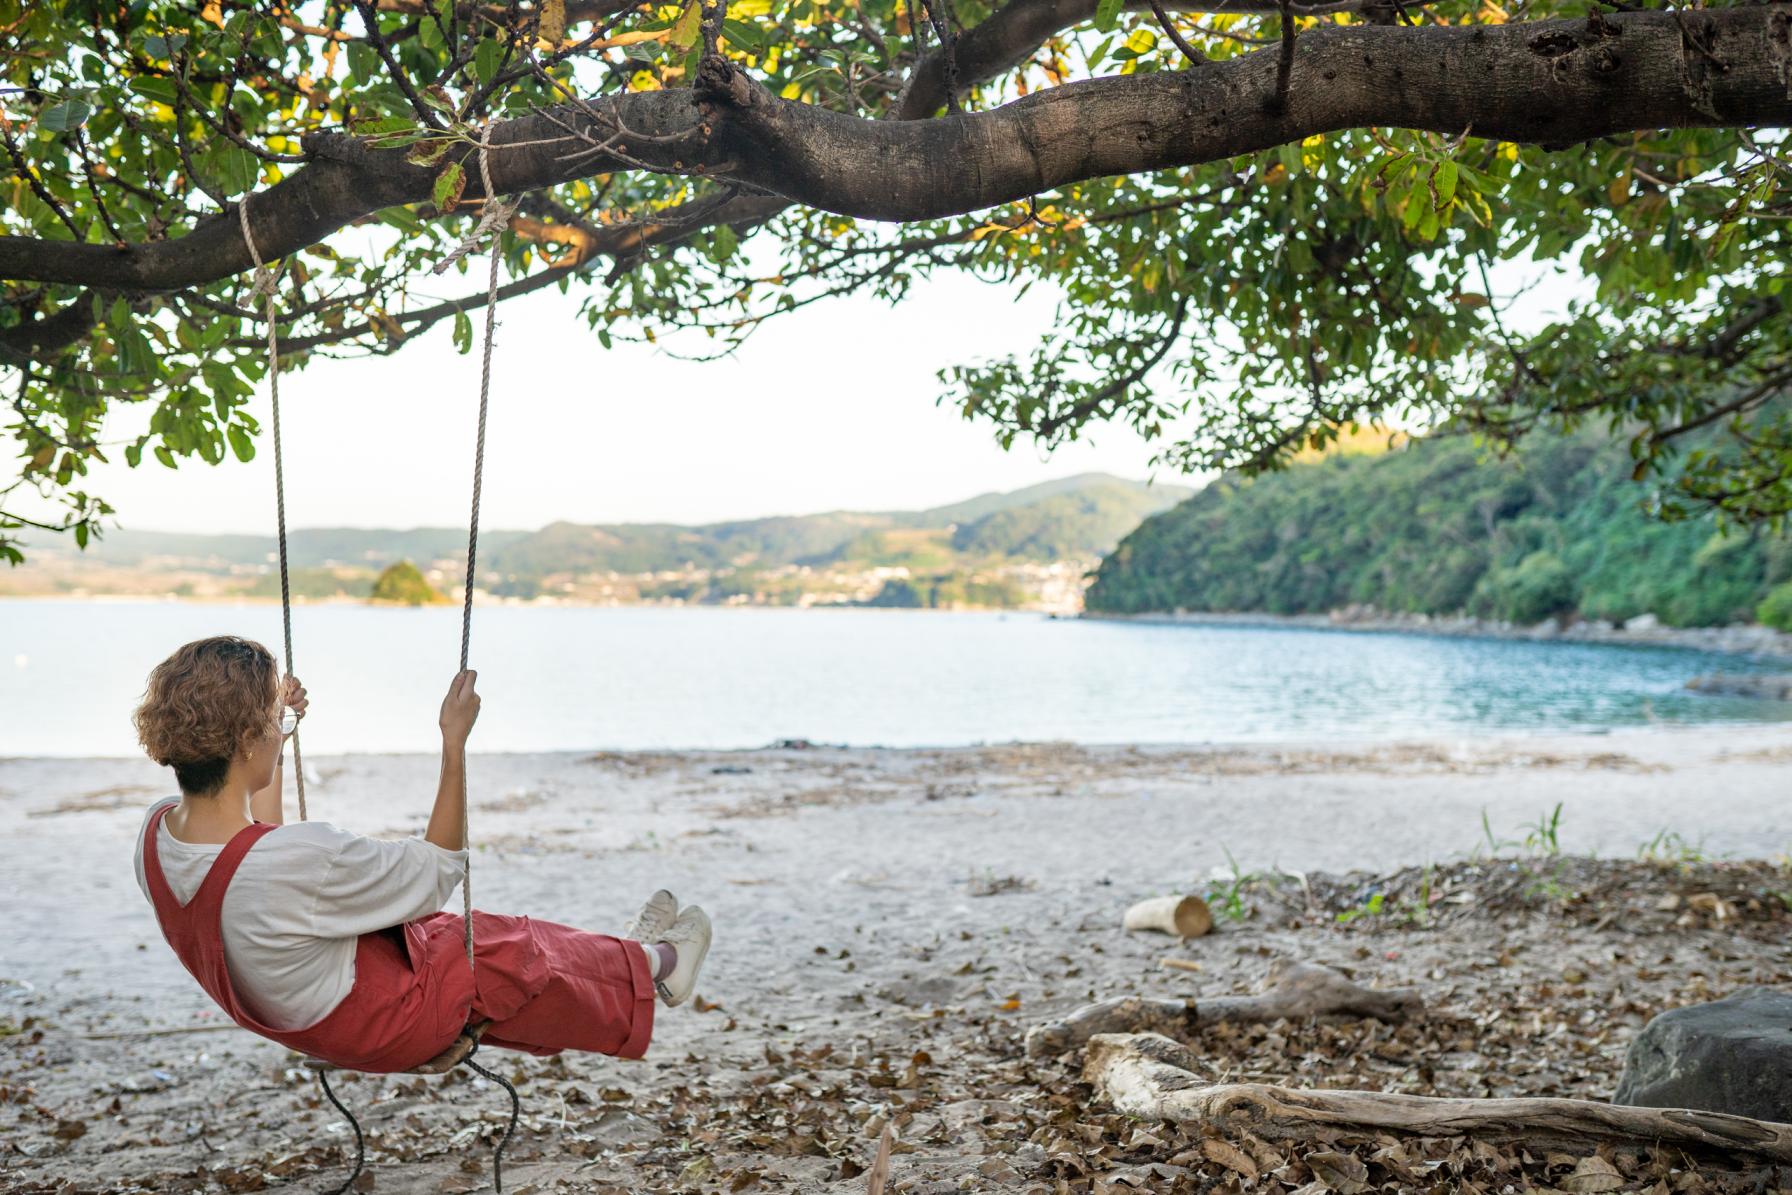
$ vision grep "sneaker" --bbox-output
[622,889,679,943]
[653,905,712,1008]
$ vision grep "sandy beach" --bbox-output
[4,727,1790,1193]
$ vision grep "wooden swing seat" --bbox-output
[301,1019,492,1075]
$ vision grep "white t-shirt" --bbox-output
[134,797,468,1032]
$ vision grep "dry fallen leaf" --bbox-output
[1201,1137,1259,1179]
[1560,1155,1625,1193]
[1306,1148,1370,1194]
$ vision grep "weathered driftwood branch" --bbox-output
[1025,960,1421,1058]
[1124,894,1214,938]
[1084,1033,1792,1163]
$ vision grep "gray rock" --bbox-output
[1614,988,1792,1122]
[1687,672,1792,701]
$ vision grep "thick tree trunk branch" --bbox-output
[2,7,1788,292]
[1085,1032,1792,1163]
[896,0,1444,119]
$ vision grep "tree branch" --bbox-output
[3,8,1789,292]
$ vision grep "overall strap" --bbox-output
[188,820,280,921]
[142,804,279,924]
[139,803,184,922]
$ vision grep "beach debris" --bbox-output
[967,873,1034,897]
[1123,894,1214,939]
[1026,959,1423,1058]
[864,1123,894,1195]
[1083,1031,1792,1162]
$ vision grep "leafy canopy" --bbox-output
[3,0,1790,563]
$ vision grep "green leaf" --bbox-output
[141,32,188,58]
[713,223,738,263]
[346,41,379,83]
[670,0,702,51]
[1402,180,1426,231]
[153,445,176,469]
[474,37,503,83]
[453,309,473,353]
[227,424,256,462]
[433,161,466,212]
[378,205,426,234]
[129,77,178,106]
[1434,160,1459,205]
[406,139,452,167]
[722,19,764,54]
[358,116,417,138]
[1094,0,1124,33]
[38,99,92,131]
[202,142,260,196]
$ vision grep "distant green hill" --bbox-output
[32,526,526,569]
[485,473,1189,577]
[1086,433,1792,628]
[950,481,1185,562]
[28,475,1190,593]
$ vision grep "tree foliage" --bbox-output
[1085,430,1792,627]
[4,0,1792,561]
[369,557,450,603]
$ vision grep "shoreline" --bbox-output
[1085,607,1792,660]
[8,719,1792,764]
[0,592,1049,613]
[10,592,1792,661]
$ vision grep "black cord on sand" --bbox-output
[315,1069,366,1195]
[463,1044,521,1193]
[312,1045,518,1195]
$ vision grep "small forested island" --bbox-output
[1087,431,1792,630]
[368,560,451,606]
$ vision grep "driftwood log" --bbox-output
[1123,895,1214,939]
[1084,1032,1792,1164]
[1025,960,1422,1058]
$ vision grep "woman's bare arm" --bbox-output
[425,670,480,852]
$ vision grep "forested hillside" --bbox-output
[1086,434,1792,628]
[485,473,1187,577]
[12,475,1188,609]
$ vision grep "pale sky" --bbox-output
[21,272,1178,538]
[9,241,1588,540]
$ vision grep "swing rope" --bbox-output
[238,122,517,1192]
[455,119,506,976]
[237,200,306,823]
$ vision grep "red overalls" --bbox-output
[141,806,655,1071]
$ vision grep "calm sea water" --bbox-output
[1,600,1786,756]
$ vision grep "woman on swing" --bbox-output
[132,635,711,1072]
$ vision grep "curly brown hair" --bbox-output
[134,636,281,795]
